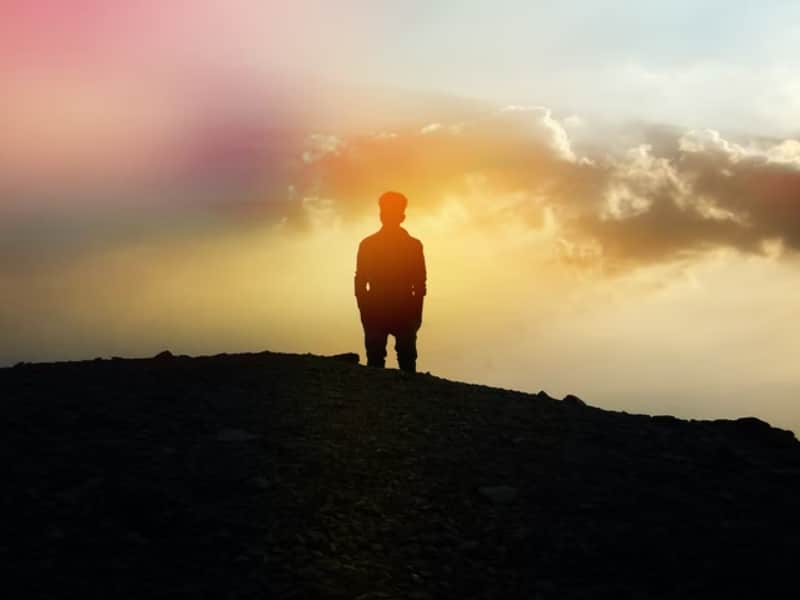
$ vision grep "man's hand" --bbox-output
[356,293,368,325]
[413,294,424,330]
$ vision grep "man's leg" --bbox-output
[394,326,418,373]
[364,323,388,368]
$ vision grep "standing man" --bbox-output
[355,191,426,373]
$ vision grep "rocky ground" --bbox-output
[4,350,800,599]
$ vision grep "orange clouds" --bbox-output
[289,106,800,271]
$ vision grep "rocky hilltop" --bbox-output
[4,350,800,599]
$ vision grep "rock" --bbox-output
[562,394,586,407]
[537,579,557,593]
[123,531,149,545]
[215,428,261,442]
[734,417,797,447]
[247,476,272,490]
[652,415,681,426]
[307,530,327,544]
[478,485,518,504]
[57,477,105,504]
[732,416,772,434]
[328,352,360,364]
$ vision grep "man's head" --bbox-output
[378,191,407,227]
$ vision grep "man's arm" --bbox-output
[354,241,368,313]
[411,240,426,326]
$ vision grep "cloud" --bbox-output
[302,134,344,164]
[673,131,800,254]
[289,109,800,270]
[496,106,577,162]
[4,91,797,276]
[419,123,442,134]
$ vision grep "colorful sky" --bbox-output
[1,1,799,432]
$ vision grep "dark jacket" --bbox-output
[355,226,426,327]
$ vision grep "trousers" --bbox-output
[363,319,418,372]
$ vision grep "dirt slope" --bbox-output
[4,350,799,599]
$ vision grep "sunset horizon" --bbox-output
[3,0,799,435]
[5,3,800,598]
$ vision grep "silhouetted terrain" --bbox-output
[4,350,800,599]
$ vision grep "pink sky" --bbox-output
[0,1,360,72]
[0,1,367,210]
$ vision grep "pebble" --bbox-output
[215,428,261,442]
[478,485,519,504]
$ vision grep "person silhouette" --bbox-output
[355,191,426,372]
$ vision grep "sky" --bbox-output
[360,1,800,136]
[1,1,799,432]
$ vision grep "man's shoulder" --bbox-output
[359,230,383,248]
[397,230,424,254]
[359,227,423,250]
[406,231,423,249]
